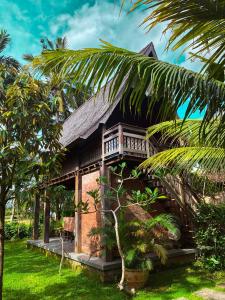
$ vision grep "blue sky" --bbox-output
[1,0,203,118]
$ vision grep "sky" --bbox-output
[1,0,203,118]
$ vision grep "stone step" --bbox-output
[195,288,225,300]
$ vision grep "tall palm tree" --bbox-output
[24,37,92,121]
[30,0,225,139]
[0,30,20,71]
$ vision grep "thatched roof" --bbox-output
[60,42,157,148]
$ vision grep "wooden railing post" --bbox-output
[44,190,50,243]
[74,171,82,253]
[33,193,40,240]
[118,124,124,155]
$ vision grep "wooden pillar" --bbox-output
[44,191,50,243]
[74,172,82,253]
[33,193,40,240]
[100,164,113,262]
[118,124,123,155]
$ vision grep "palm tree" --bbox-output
[24,37,92,121]
[30,0,225,138]
[0,30,20,71]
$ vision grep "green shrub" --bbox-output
[5,222,32,240]
[50,220,63,237]
[195,203,225,271]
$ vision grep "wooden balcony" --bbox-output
[103,123,153,161]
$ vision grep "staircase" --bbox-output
[147,173,199,247]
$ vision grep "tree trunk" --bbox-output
[112,211,125,290]
[10,197,15,222]
[55,198,61,221]
[33,193,40,240]
[0,203,5,300]
[44,195,50,243]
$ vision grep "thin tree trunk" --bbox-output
[0,202,5,300]
[112,211,125,290]
[55,198,61,221]
[44,195,50,243]
[10,197,15,222]
[33,194,40,240]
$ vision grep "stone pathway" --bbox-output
[194,288,225,300]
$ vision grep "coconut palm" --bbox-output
[140,119,225,176]
[0,30,20,70]
[124,0,225,70]
[30,0,225,139]
[24,37,92,121]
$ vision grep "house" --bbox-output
[29,42,198,279]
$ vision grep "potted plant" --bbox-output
[124,216,174,289]
[79,163,179,290]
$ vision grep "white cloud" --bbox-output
[50,0,201,72]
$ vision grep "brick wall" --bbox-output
[81,170,101,255]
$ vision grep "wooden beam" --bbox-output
[74,173,82,253]
[44,191,50,243]
[33,193,40,240]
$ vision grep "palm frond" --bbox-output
[151,243,167,264]
[130,0,225,69]
[0,30,10,53]
[147,119,225,148]
[141,146,225,174]
[31,42,225,134]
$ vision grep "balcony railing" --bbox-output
[103,123,154,160]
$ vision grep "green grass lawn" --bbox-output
[4,241,225,300]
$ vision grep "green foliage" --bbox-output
[129,0,225,70]
[47,185,74,219]
[32,41,225,138]
[50,219,63,237]
[123,214,179,270]
[87,164,180,271]
[195,203,225,271]
[5,222,32,240]
[141,120,225,175]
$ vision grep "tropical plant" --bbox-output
[123,0,225,70]
[140,119,225,176]
[78,163,179,290]
[0,30,20,70]
[29,0,225,141]
[0,31,63,299]
[24,37,92,121]
[195,202,225,271]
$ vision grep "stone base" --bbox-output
[27,238,197,283]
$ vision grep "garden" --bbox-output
[1,0,225,300]
[4,241,225,300]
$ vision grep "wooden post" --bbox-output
[100,165,113,262]
[118,124,123,155]
[44,191,50,243]
[74,172,81,253]
[33,193,40,240]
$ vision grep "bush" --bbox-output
[50,220,63,237]
[5,222,32,240]
[195,203,225,271]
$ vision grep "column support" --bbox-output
[33,192,40,240]
[44,190,50,243]
[74,172,82,253]
[100,126,113,262]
